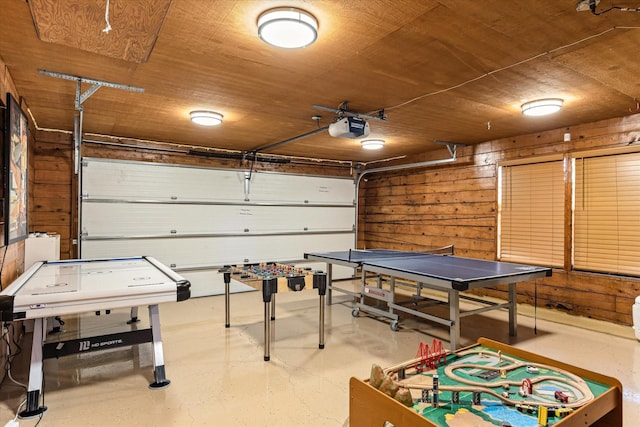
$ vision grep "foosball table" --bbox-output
[219,262,327,361]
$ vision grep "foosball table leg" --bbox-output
[223,271,231,328]
[262,277,278,361]
[314,273,327,350]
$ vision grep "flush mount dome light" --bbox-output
[257,7,318,49]
[361,139,385,150]
[521,98,564,116]
[190,111,223,126]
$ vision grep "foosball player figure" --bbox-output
[451,391,460,404]
[421,388,431,403]
[432,374,439,407]
[500,369,506,379]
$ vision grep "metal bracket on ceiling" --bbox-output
[38,69,145,173]
[313,102,387,122]
[434,140,466,160]
[38,69,145,111]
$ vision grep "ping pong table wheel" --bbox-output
[390,321,399,332]
[351,308,360,317]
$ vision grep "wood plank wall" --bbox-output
[0,57,27,385]
[358,114,640,326]
[31,131,74,258]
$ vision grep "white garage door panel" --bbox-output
[83,159,355,205]
[83,159,245,201]
[81,233,355,268]
[247,173,355,204]
[82,203,354,236]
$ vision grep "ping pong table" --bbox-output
[304,249,552,350]
[0,256,190,418]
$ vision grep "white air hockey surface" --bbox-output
[1,256,189,320]
[0,256,190,417]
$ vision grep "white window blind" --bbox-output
[500,161,564,267]
[574,152,640,276]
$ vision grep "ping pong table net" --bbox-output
[347,244,454,261]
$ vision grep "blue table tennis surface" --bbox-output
[305,249,550,284]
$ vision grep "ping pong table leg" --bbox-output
[148,304,170,389]
[508,283,517,336]
[19,317,47,418]
[449,290,460,350]
[359,268,367,306]
[388,277,396,318]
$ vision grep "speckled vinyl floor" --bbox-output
[1,281,638,426]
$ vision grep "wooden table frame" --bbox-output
[349,338,622,427]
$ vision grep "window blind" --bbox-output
[500,161,564,267]
[574,152,640,276]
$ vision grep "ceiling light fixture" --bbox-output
[257,7,318,49]
[361,139,385,150]
[190,111,223,126]
[521,98,564,117]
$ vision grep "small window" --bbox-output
[499,161,564,267]
[573,152,640,276]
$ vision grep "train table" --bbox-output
[350,337,622,427]
[304,249,552,350]
[0,256,190,418]
[219,262,327,361]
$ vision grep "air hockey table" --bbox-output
[304,249,552,350]
[0,256,190,418]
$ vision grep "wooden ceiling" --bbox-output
[2,0,640,164]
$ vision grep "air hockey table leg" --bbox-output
[127,306,140,324]
[19,317,47,418]
[148,304,170,388]
[48,316,64,334]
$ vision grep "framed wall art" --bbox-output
[0,97,5,247]
[5,93,28,245]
